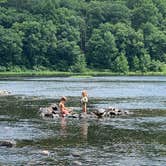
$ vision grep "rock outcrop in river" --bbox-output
[39,104,129,119]
[39,104,59,118]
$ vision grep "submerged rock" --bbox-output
[0,140,16,148]
[72,161,82,166]
[40,150,50,156]
[79,112,98,119]
[71,151,82,157]
[79,112,87,119]
[0,90,11,96]
[68,113,79,118]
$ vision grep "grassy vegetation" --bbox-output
[0,70,166,77]
[0,71,72,77]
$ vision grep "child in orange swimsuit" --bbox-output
[81,90,88,113]
[59,96,71,117]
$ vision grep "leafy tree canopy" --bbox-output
[0,0,166,72]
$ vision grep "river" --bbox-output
[0,76,166,165]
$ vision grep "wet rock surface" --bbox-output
[72,160,82,166]
[0,140,16,148]
[93,107,129,118]
[39,103,60,118]
[0,90,11,96]
[39,103,129,119]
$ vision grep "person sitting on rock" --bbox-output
[81,90,88,113]
[59,96,72,117]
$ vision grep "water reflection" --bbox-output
[59,117,89,140]
[80,119,88,140]
[60,118,67,137]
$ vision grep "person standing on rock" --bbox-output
[81,90,88,113]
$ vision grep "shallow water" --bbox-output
[0,76,166,165]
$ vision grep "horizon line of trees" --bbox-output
[0,0,166,73]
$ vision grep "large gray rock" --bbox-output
[0,140,16,148]
[0,90,11,96]
[39,103,60,118]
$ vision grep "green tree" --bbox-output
[142,22,166,63]
[87,27,118,69]
[0,0,166,72]
[139,53,151,72]
[13,20,57,68]
[70,47,87,73]
[109,23,145,69]
[149,59,162,72]
[0,25,23,67]
[54,40,84,71]
[131,56,140,71]
[152,0,166,18]
[131,2,162,29]
[0,7,34,28]
[102,2,131,24]
[113,53,129,73]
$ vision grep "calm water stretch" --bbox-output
[0,76,166,165]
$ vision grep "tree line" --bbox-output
[0,0,166,73]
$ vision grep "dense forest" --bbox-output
[0,0,166,73]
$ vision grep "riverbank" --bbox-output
[0,70,166,77]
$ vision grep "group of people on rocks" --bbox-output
[41,90,128,119]
[59,90,88,117]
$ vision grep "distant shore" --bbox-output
[0,71,166,77]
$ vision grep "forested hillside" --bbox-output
[0,0,166,73]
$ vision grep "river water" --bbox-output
[0,76,166,165]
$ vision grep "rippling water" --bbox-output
[0,76,166,165]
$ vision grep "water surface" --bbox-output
[0,76,166,165]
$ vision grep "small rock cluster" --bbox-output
[93,107,129,118]
[39,104,129,119]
